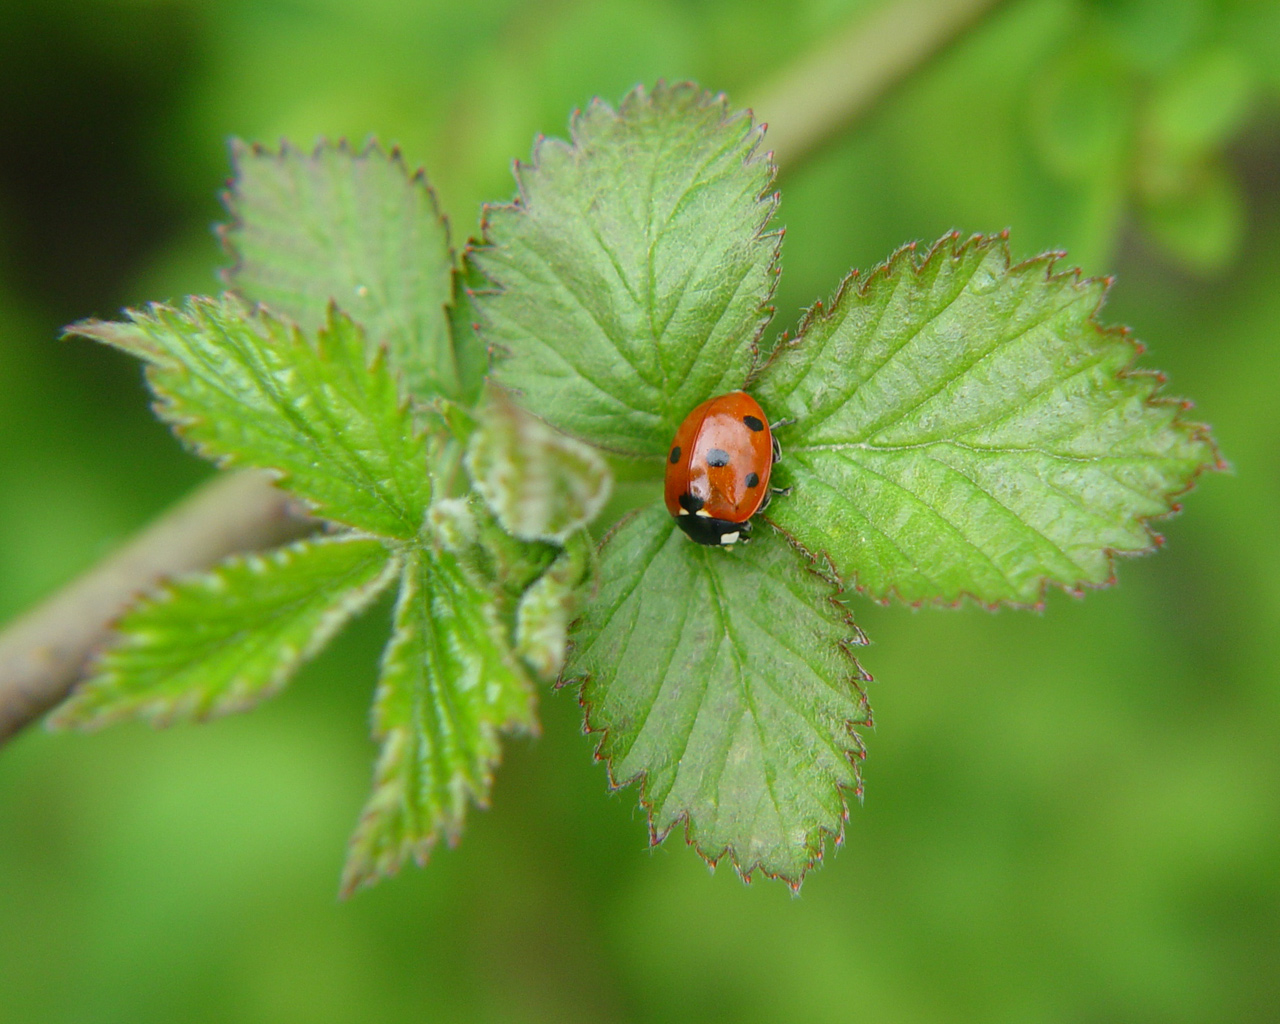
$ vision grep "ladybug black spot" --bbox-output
[706,448,730,467]
[745,472,759,488]
[669,445,681,464]
[743,415,765,432]
[679,492,705,514]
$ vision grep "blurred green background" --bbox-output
[1,0,1277,1020]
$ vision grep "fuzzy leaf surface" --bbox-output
[342,545,535,895]
[755,234,1219,605]
[565,504,870,883]
[50,537,397,729]
[222,141,458,400]
[466,392,612,544]
[473,82,779,455]
[516,531,594,680]
[70,298,432,540]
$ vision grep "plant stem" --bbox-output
[752,0,1009,173]
[0,471,315,744]
[0,0,1006,746]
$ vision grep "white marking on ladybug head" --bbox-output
[677,508,690,516]
[695,509,712,518]
[720,531,740,545]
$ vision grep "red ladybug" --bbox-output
[663,391,781,546]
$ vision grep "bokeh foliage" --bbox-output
[1,0,1276,1020]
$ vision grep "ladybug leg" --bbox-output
[757,486,791,513]
[770,485,792,498]
[770,417,794,465]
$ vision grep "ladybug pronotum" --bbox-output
[663,391,781,546]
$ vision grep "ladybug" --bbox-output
[664,391,783,546]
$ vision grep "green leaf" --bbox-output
[465,390,613,544]
[516,531,594,680]
[428,494,560,599]
[754,233,1220,606]
[342,545,536,896]
[69,298,433,540]
[472,81,780,455]
[50,536,398,729]
[565,505,871,885]
[221,140,458,400]
[428,491,592,680]
[449,258,492,405]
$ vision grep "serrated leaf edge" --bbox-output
[755,230,1225,611]
[464,387,614,544]
[69,298,434,541]
[340,547,538,897]
[49,534,400,730]
[564,512,873,891]
[216,136,456,310]
[463,79,785,455]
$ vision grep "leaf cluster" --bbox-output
[54,141,605,895]
[53,82,1219,892]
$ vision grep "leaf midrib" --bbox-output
[788,438,1175,464]
[159,314,422,536]
[703,553,788,856]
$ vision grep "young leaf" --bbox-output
[472,81,780,455]
[221,141,458,400]
[754,233,1220,606]
[465,391,613,544]
[427,490,591,680]
[69,298,433,540]
[565,505,871,884]
[516,531,594,680]
[342,545,536,896]
[50,537,398,729]
[449,258,492,405]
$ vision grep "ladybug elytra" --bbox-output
[663,391,781,546]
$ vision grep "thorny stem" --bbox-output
[0,0,1007,746]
